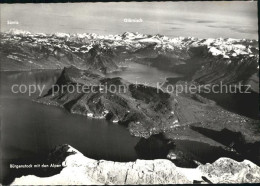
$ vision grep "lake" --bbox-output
[107,62,181,87]
[1,63,256,184]
[1,63,181,184]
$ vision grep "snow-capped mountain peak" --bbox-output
[7,28,31,36]
[54,32,70,38]
[1,29,258,62]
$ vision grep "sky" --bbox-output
[1,2,258,39]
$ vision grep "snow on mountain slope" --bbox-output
[7,28,31,36]
[0,29,258,73]
[54,32,70,38]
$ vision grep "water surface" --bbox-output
[1,69,141,184]
[107,62,181,87]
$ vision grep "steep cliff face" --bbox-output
[192,54,258,86]
[11,145,260,185]
[84,44,120,73]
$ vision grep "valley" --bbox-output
[1,29,259,184]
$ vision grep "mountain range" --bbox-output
[1,29,260,181]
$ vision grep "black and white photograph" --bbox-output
[0,1,259,185]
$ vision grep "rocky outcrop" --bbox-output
[198,158,260,183]
[11,145,260,185]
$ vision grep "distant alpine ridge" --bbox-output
[2,29,259,169]
[1,29,258,67]
[1,29,259,92]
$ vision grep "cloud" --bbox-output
[207,25,229,29]
[171,27,183,30]
[164,22,183,25]
[1,2,257,39]
[207,24,257,34]
[197,20,216,24]
[230,27,257,34]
